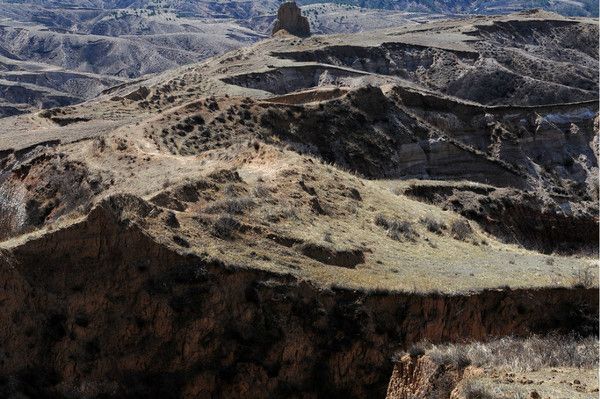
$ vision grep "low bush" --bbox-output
[212,215,241,239]
[204,197,254,215]
[571,266,595,288]
[420,216,446,234]
[462,380,496,399]
[451,219,473,240]
[375,214,419,241]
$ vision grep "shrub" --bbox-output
[204,197,254,215]
[429,346,472,368]
[172,235,190,248]
[420,216,446,234]
[408,344,426,358]
[165,211,180,228]
[375,214,419,241]
[212,215,240,239]
[253,184,271,198]
[462,380,495,399]
[451,219,473,240]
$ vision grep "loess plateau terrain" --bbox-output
[0,8,598,399]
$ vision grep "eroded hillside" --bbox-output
[0,10,597,398]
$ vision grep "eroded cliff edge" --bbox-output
[0,195,596,398]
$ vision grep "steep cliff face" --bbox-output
[0,142,108,240]
[271,16,598,106]
[255,86,598,196]
[0,195,596,398]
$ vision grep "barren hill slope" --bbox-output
[1,0,598,117]
[0,1,437,117]
[0,11,597,398]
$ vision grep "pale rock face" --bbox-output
[272,1,311,37]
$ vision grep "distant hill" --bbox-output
[298,0,598,17]
[0,0,596,116]
[2,0,598,17]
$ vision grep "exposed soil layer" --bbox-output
[255,86,597,196]
[270,17,598,106]
[221,65,366,95]
[386,354,473,399]
[403,182,599,254]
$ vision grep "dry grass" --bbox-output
[399,335,599,372]
[461,380,531,399]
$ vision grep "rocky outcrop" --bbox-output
[272,1,311,37]
[0,194,597,398]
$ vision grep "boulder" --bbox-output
[272,1,311,37]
